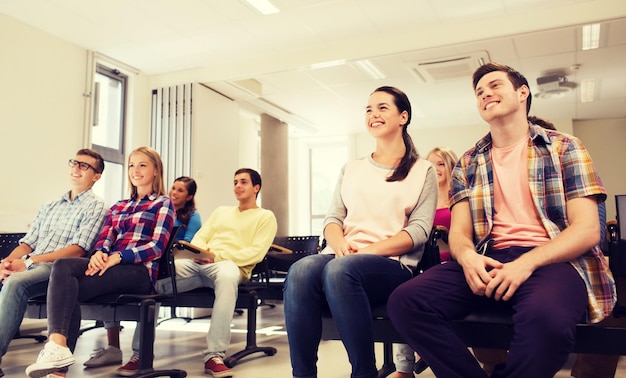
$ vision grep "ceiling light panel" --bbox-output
[582,23,600,50]
[242,0,280,15]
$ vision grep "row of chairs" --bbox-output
[321,224,626,377]
[7,230,319,377]
[0,233,48,344]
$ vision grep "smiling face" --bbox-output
[69,153,101,192]
[169,180,193,210]
[233,172,259,203]
[474,70,529,124]
[427,152,448,187]
[128,151,157,195]
[365,91,408,138]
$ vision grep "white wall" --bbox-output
[0,14,152,232]
[238,110,260,171]
[0,14,88,231]
[574,118,626,223]
[190,85,240,220]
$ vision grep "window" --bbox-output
[309,143,348,236]
[91,64,127,205]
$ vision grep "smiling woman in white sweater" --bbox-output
[284,86,438,378]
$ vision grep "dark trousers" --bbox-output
[387,247,588,378]
[570,277,626,378]
[46,257,153,351]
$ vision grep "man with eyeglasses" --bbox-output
[0,148,108,378]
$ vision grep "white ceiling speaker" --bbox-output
[535,75,577,99]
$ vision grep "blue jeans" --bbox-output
[284,253,412,378]
[130,259,242,360]
[0,263,52,365]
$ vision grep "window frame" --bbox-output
[92,63,127,165]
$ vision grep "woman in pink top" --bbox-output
[426,146,458,262]
[392,146,458,378]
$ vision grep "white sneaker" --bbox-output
[25,341,75,378]
[83,346,123,368]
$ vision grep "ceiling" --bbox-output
[1,0,626,136]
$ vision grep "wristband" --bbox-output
[22,254,34,270]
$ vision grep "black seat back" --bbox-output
[0,232,26,259]
[267,235,319,273]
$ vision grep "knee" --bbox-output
[321,257,356,288]
[387,284,408,319]
[519,307,577,343]
[387,280,427,322]
[284,256,322,294]
[214,261,240,286]
[50,257,77,278]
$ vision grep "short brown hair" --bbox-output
[77,148,105,173]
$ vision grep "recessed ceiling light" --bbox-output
[582,23,600,50]
[242,0,280,15]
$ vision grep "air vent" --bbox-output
[408,51,490,83]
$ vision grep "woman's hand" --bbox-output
[333,241,358,258]
[85,251,122,276]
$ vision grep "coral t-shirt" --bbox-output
[490,136,550,249]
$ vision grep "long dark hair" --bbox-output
[372,86,419,182]
[173,176,197,226]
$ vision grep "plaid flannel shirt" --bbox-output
[450,124,616,323]
[93,193,174,287]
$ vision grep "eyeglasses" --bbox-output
[68,159,99,173]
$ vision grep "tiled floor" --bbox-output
[2,302,624,377]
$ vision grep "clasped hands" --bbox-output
[332,241,373,258]
[85,250,121,276]
[0,258,26,282]
[460,252,534,301]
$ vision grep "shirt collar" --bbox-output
[131,192,159,201]
[62,187,93,203]
[474,122,551,153]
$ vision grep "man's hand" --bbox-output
[0,258,30,282]
[193,257,214,264]
[0,259,15,282]
[485,257,534,301]
[457,251,503,296]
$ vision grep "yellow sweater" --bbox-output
[190,206,277,280]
